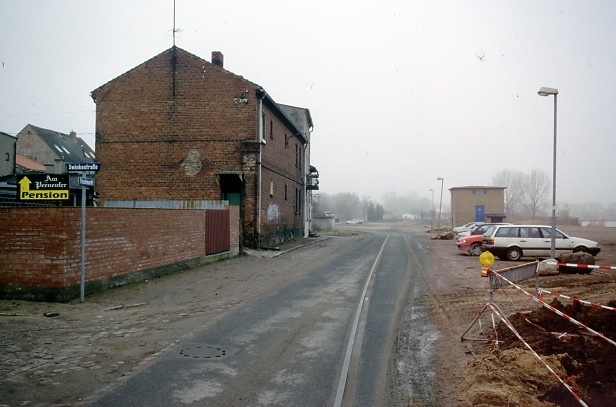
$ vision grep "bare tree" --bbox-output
[492,170,525,215]
[523,170,551,219]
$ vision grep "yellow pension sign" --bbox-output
[18,175,70,201]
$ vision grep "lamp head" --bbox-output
[538,87,559,96]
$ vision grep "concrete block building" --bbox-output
[450,186,506,227]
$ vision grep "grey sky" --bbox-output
[1,1,615,205]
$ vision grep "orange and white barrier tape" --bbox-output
[546,260,616,271]
[494,272,616,347]
[538,289,616,312]
[487,303,588,407]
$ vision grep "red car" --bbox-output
[457,233,485,256]
[456,223,511,256]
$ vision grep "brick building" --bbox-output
[15,124,96,175]
[91,46,316,248]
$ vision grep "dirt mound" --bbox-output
[461,298,616,406]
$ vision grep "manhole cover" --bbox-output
[179,345,227,359]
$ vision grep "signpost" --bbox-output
[67,162,101,302]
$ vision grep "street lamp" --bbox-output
[538,86,558,258]
[437,177,444,230]
[429,189,434,231]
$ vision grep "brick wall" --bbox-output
[258,103,306,246]
[0,206,240,301]
[93,47,257,202]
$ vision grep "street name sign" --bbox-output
[66,162,101,172]
[17,174,69,201]
[79,177,95,187]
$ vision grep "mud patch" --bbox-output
[461,298,616,406]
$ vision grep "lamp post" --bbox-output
[437,177,444,230]
[538,86,558,258]
[429,189,434,231]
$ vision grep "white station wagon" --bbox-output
[482,224,601,261]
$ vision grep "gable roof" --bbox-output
[91,46,310,143]
[91,46,259,101]
[20,124,95,161]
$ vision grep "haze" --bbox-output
[1,0,615,206]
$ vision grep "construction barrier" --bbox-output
[547,260,616,271]
[460,259,616,407]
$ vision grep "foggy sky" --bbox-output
[2,0,615,206]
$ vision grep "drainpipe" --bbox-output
[256,88,266,248]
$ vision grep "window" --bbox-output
[284,184,288,200]
[269,180,274,197]
[269,120,273,139]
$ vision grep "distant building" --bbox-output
[16,124,96,174]
[0,132,16,179]
[1,124,98,206]
[450,186,506,227]
[91,46,318,248]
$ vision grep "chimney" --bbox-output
[69,130,77,140]
[212,51,224,68]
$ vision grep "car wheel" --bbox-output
[506,247,522,261]
[470,243,483,256]
[573,246,588,253]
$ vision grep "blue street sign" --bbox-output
[67,162,101,172]
[79,177,95,187]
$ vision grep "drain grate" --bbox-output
[179,345,227,360]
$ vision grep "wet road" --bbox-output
[92,229,432,406]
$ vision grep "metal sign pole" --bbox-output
[80,184,86,302]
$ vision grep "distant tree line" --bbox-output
[314,170,616,224]
[492,169,616,222]
[313,192,384,222]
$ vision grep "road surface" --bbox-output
[91,229,433,406]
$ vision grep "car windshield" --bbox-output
[483,225,496,236]
[471,225,488,235]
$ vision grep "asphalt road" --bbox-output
[89,230,429,407]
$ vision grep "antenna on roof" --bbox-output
[173,0,176,46]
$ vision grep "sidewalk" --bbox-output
[242,235,330,257]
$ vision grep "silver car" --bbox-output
[482,224,601,261]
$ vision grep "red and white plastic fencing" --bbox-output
[486,270,616,406]
[494,272,616,347]
[538,288,616,312]
[546,260,616,271]
[487,302,588,407]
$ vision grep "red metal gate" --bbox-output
[205,209,230,255]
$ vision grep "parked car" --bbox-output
[482,224,601,261]
[452,221,485,235]
[456,223,511,255]
[345,219,363,224]
[457,234,486,256]
[456,222,511,238]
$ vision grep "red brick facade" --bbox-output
[91,47,309,248]
[0,206,239,301]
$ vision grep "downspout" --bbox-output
[256,88,266,248]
